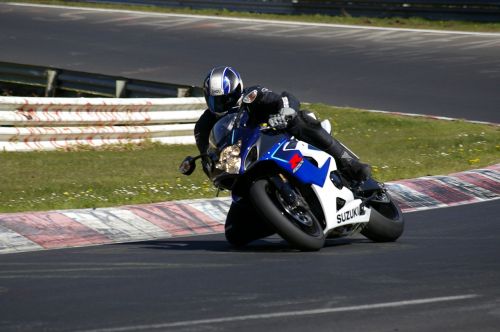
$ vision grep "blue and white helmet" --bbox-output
[203,66,243,116]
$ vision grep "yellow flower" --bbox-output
[468,158,480,165]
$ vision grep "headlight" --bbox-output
[215,141,241,174]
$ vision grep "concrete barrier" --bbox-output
[0,96,206,151]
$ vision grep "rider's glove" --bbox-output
[268,107,297,130]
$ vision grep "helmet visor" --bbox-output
[208,89,241,115]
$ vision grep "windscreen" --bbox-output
[208,113,239,150]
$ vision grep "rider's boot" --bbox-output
[324,140,371,183]
[339,157,372,183]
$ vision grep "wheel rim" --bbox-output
[272,187,322,237]
[276,193,313,227]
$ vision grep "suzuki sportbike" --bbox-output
[180,107,404,251]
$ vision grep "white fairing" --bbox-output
[304,112,332,134]
[320,120,332,134]
[290,140,371,235]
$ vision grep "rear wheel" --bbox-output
[361,192,404,242]
[249,178,325,251]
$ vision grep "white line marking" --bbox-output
[81,294,479,332]
[7,2,500,37]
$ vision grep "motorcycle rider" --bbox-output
[195,66,371,182]
[195,66,371,246]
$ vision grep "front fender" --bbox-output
[231,160,282,198]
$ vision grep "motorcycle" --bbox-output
[179,105,404,251]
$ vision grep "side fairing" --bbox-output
[247,136,370,232]
[256,138,331,187]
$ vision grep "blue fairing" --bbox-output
[213,111,330,189]
[251,136,330,187]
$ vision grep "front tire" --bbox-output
[249,179,325,251]
[361,193,404,242]
[225,200,275,248]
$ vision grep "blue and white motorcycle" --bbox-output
[180,107,404,251]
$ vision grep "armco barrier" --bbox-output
[0,61,203,98]
[0,96,206,151]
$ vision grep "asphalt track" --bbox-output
[0,201,499,331]
[0,3,499,331]
[1,3,500,122]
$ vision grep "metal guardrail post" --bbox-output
[177,88,189,97]
[45,70,58,97]
[116,79,127,98]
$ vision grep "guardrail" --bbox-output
[0,62,203,98]
[0,96,206,151]
[80,0,500,22]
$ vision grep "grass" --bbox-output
[6,0,500,33]
[309,105,499,180]
[0,141,215,213]
[1,105,498,213]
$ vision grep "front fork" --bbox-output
[269,174,304,209]
[268,173,318,228]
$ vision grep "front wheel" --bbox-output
[361,193,404,242]
[249,179,325,251]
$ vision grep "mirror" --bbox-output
[179,156,196,175]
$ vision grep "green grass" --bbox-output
[0,141,215,213]
[1,105,498,213]
[309,105,499,180]
[7,0,500,33]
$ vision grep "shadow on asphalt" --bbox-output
[120,236,371,253]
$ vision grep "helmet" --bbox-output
[203,66,243,116]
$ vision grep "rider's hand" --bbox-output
[268,107,297,130]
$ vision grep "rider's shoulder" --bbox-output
[242,86,274,104]
[243,85,272,94]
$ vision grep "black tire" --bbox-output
[249,179,325,251]
[361,194,404,242]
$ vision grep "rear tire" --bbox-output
[249,179,325,251]
[361,194,404,242]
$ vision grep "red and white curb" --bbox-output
[0,164,498,254]
[386,163,499,212]
[0,199,229,254]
